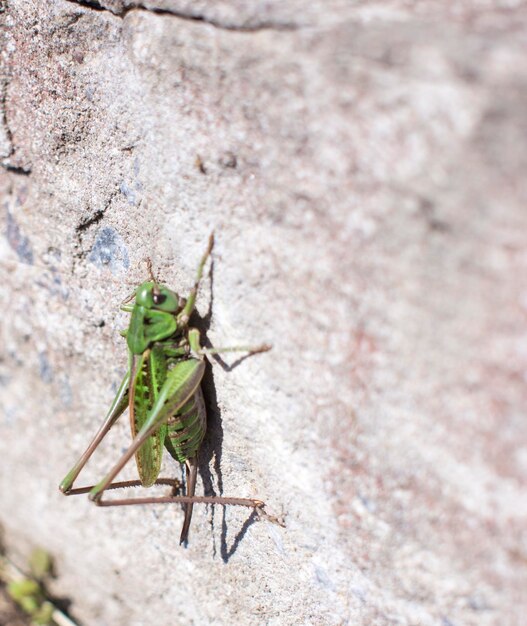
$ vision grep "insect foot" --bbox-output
[256,506,287,528]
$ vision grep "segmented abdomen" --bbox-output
[164,386,206,463]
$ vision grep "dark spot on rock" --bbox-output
[5,210,34,264]
[16,186,28,206]
[419,197,449,233]
[195,154,207,174]
[119,181,137,205]
[59,376,73,407]
[88,227,130,275]
[219,151,237,169]
[314,567,335,591]
[46,247,62,261]
[38,352,53,384]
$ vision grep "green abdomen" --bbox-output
[164,387,207,463]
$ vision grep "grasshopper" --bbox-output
[59,234,271,543]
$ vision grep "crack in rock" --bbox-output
[63,0,300,32]
[73,190,121,273]
[76,208,106,234]
[1,79,32,175]
[1,163,32,176]
[0,80,14,160]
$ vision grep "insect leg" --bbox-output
[63,478,182,496]
[88,359,206,502]
[176,233,214,325]
[120,290,136,306]
[90,493,265,509]
[198,345,272,356]
[188,327,271,357]
[179,456,198,544]
[59,371,130,494]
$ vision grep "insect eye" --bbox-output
[152,293,167,305]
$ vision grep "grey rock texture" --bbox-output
[1,1,527,624]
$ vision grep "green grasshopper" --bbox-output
[59,234,270,543]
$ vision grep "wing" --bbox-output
[89,356,206,501]
[129,345,168,487]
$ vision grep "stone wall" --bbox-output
[1,2,526,624]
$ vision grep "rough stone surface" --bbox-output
[1,1,527,625]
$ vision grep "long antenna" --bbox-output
[145,257,157,283]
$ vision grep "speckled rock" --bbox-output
[1,1,527,625]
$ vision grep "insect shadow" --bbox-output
[190,259,260,561]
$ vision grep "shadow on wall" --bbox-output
[192,258,260,561]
